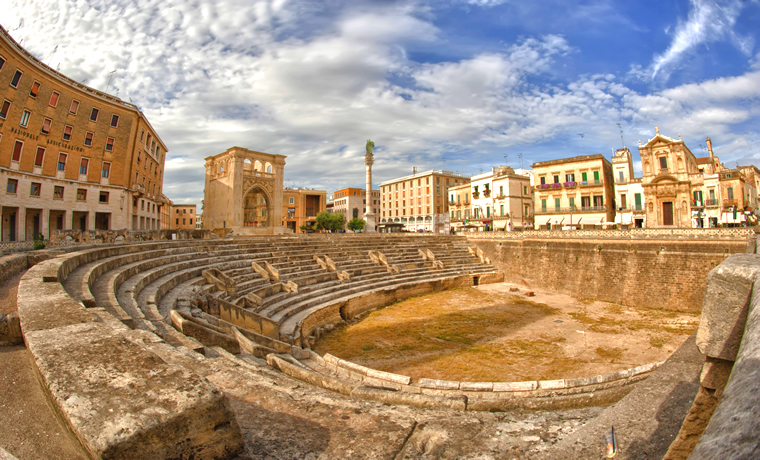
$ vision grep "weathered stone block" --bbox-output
[25,322,243,459]
[417,378,460,390]
[492,381,538,392]
[696,254,760,361]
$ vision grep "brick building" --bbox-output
[380,170,469,232]
[282,187,326,232]
[0,25,166,241]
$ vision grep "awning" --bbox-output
[493,220,507,229]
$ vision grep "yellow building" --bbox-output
[170,204,197,230]
[282,188,326,233]
[533,154,615,229]
[0,25,167,242]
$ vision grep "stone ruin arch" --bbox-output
[203,147,286,235]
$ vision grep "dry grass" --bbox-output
[314,287,699,382]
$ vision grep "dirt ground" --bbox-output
[0,270,87,460]
[314,281,700,382]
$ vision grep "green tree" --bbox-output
[315,211,345,232]
[347,218,366,232]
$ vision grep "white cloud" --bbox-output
[2,0,758,204]
[651,0,752,79]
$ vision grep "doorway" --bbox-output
[662,202,674,226]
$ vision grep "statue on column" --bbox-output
[364,139,376,232]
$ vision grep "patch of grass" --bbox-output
[649,335,667,348]
[595,346,624,362]
[605,304,624,314]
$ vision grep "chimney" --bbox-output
[706,137,715,174]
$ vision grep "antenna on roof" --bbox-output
[105,70,116,94]
[578,133,585,153]
[518,153,523,169]
[616,123,625,148]
[47,45,58,65]
[503,153,509,166]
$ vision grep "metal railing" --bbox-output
[536,206,607,214]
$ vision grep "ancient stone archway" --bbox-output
[243,187,271,227]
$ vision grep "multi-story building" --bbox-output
[160,194,172,229]
[455,166,533,231]
[331,187,380,226]
[282,187,326,232]
[170,204,197,230]
[533,154,615,230]
[380,169,469,232]
[448,183,471,228]
[0,25,167,241]
[611,148,646,228]
[489,167,533,231]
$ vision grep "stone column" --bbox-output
[364,153,376,233]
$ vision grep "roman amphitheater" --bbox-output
[1,229,759,459]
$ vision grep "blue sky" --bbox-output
[3,0,759,205]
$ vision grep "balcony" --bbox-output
[705,199,719,207]
[483,189,491,198]
[580,180,604,187]
[723,199,739,210]
[692,200,705,208]
[536,206,607,214]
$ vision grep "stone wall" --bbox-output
[468,235,752,311]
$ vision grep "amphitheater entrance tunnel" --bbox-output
[243,188,270,227]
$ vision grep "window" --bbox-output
[659,156,668,169]
[41,117,52,134]
[566,173,575,182]
[89,108,99,122]
[524,185,528,195]
[54,186,64,199]
[593,170,600,182]
[34,147,45,167]
[541,198,547,211]
[183,219,186,225]
[29,81,41,97]
[569,197,575,209]
[30,182,41,196]
[110,114,119,128]
[10,70,22,88]
[140,130,144,141]
[57,153,67,171]
[555,197,561,211]
[69,100,79,114]
[0,100,10,118]
[6,179,17,193]
[618,171,624,182]
[105,137,114,151]
[540,176,546,185]
[102,162,111,178]
[620,194,627,209]
[581,172,588,182]
[76,189,87,201]
[80,158,89,175]
[99,192,109,203]
[63,125,73,141]
[49,91,60,107]
[553,175,560,184]
[84,132,93,146]
[12,140,23,162]
[20,109,30,127]
[0,56,4,71]
[635,193,642,210]
[175,218,179,225]
[728,187,734,200]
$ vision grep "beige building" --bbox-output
[533,154,615,229]
[203,147,286,235]
[380,169,469,232]
[282,188,326,233]
[0,25,167,242]
[611,148,646,228]
[448,183,472,226]
[332,187,379,224]
[170,204,197,230]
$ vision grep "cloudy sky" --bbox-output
[3,0,759,205]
